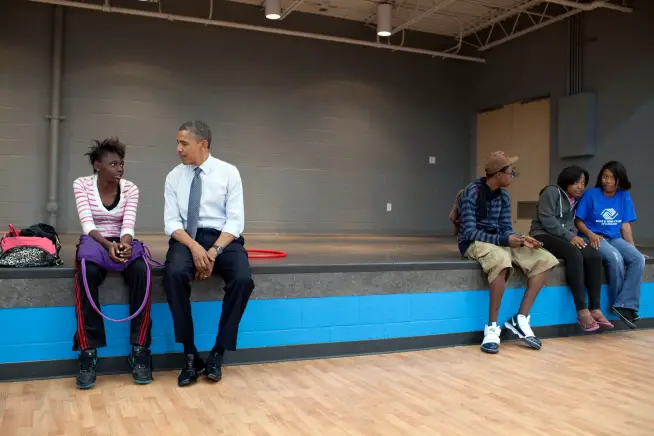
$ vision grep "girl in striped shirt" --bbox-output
[72,138,153,389]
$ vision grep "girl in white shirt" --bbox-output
[71,138,153,389]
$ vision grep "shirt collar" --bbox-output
[193,154,215,174]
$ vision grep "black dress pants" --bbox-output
[163,228,255,351]
[534,233,603,311]
[72,239,153,351]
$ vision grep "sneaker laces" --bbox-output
[517,315,535,337]
[483,324,501,343]
[132,347,150,368]
[79,352,96,372]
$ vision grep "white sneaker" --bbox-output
[505,314,542,350]
[481,322,501,354]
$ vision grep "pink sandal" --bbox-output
[595,319,614,329]
[577,318,600,332]
[590,311,614,329]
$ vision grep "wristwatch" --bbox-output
[211,245,224,256]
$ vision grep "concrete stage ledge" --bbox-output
[1,257,653,382]
[0,259,521,307]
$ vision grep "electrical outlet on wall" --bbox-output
[386,203,392,212]
[429,156,436,164]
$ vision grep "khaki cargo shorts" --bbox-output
[465,241,560,284]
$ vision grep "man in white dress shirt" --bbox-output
[163,120,255,387]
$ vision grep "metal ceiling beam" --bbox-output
[458,0,508,9]
[392,0,459,34]
[547,0,632,13]
[473,0,633,51]
[459,0,554,20]
[27,0,486,62]
[280,0,305,20]
[478,6,581,50]
[462,0,541,37]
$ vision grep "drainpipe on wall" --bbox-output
[46,5,64,228]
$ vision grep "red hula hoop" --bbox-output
[246,248,288,259]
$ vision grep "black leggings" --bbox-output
[534,233,603,312]
[73,257,152,351]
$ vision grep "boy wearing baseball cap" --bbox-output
[455,151,559,354]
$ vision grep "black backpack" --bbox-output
[449,182,495,235]
[19,223,62,255]
[449,189,464,235]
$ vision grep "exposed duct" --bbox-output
[567,13,583,95]
[27,0,486,63]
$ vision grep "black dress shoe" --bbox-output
[612,306,637,330]
[178,353,205,387]
[204,351,223,382]
[632,309,640,322]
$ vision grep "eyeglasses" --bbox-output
[488,168,518,178]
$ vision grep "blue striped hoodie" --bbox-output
[457,177,516,255]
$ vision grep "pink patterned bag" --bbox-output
[0,224,62,267]
[1,224,56,254]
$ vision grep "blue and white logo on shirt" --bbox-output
[600,208,619,222]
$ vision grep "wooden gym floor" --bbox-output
[1,330,653,435]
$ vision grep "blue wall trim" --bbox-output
[1,284,652,364]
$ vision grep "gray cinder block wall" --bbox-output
[1,0,472,236]
[0,2,51,229]
[1,0,653,242]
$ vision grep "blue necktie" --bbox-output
[186,167,202,240]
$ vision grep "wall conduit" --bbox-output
[46,5,64,228]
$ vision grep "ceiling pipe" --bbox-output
[27,0,486,63]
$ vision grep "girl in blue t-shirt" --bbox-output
[575,161,646,329]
